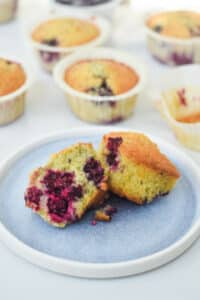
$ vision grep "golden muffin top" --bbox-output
[164,88,200,123]
[147,11,200,39]
[0,58,26,97]
[32,18,100,47]
[103,132,180,178]
[64,59,139,96]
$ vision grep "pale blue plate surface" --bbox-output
[0,134,198,263]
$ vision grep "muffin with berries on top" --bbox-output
[0,57,28,125]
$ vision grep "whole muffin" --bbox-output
[64,59,139,96]
[32,17,100,48]
[147,11,200,39]
[25,143,108,227]
[0,58,26,96]
[99,132,180,204]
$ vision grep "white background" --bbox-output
[0,1,200,299]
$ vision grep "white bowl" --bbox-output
[54,47,146,124]
[28,14,111,73]
[51,0,121,19]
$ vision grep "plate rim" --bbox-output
[0,126,200,279]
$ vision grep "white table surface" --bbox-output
[0,8,200,300]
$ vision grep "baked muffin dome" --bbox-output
[99,132,180,204]
[0,58,26,96]
[64,59,139,96]
[32,18,100,48]
[147,11,200,39]
[25,143,108,227]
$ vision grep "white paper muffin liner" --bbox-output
[0,0,17,23]
[0,57,32,126]
[145,12,200,66]
[53,47,146,124]
[156,88,200,151]
[28,14,111,73]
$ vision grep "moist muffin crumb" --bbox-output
[64,59,139,96]
[32,18,100,48]
[0,58,26,96]
[25,143,108,227]
[94,204,117,222]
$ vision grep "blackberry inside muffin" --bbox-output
[25,143,108,227]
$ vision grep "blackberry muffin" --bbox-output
[146,11,200,65]
[98,132,180,204]
[32,18,100,48]
[64,59,139,96]
[0,58,26,96]
[147,11,200,39]
[30,16,109,72]
[53,49,145,124]
[0,58,27,125]
[25,143,108,227]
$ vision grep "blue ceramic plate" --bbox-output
[0,128,200,278]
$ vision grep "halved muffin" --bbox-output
[98,132,180,204]
[25,143,108,227]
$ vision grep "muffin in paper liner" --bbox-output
[0,58,32,126]
[29,14,111,73]
[53,47,146,124]
[145,11,200,66]
[0,0,17,23]
[157,87,200,151]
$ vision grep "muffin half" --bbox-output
[99,132,180,204]
[25,143,108,227]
